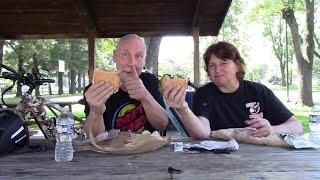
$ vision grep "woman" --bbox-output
[163,41,303,139]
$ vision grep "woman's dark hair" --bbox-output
[203,41,246,81]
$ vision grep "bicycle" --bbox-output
[0,64,85,142]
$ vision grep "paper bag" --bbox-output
[89,129,171,154]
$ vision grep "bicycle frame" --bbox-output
[0,63,85,140]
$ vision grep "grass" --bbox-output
[1,92,83,104]
[271,84,320,92]
[289,106,311,133]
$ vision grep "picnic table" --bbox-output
[49,96,83,112]
[0,138,319,179]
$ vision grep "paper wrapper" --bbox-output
[88,129,171,154]
[210,128,289,147]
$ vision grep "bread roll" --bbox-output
[93,68,121,90]
[160,74,188,90]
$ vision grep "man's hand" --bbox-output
[245,114,274,137]
[85,82,115,115]
[125,65,148,101]
[163,85,188,111]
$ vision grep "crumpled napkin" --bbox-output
[210,128,289,147]
[283,133,320,149]
[89,129,171,154]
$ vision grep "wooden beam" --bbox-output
[193,26,200,87]
[192,0,201,86]
[88,31,95,83]
[73,0,98,33]
[192,0,201,27]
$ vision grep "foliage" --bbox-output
[246,64,269,82]
[95,38,119,70]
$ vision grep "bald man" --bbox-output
[83,34,168,137]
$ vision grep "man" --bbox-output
[84,34,168,137]
[164,41,303,139]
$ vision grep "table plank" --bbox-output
[0,140,319,179]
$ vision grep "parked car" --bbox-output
[271,81,281,85]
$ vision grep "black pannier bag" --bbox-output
[0,109,29,154]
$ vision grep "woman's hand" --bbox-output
[163,85,188,111]
[245,114,274,137]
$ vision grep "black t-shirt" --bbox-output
[193,80,293,130]
[83,72,165,133]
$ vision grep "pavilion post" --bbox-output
[193,26,200,87]
[88,31,95,83]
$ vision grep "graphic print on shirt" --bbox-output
[112,103,147,133]
[245,102,263,118]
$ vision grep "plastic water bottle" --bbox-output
[55,112,74,162]
[309,111,320,146]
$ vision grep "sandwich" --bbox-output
[92,68,121,90]
[160,74,188,90]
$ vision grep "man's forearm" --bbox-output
[84,111,105,137]
[177,107,211,139]
[141,92,168,131]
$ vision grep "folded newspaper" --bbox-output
[88,129,170,154]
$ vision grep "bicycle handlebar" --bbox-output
[0,64,56,106]
[0,64,55,88]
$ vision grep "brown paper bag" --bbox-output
[89,129,171,154]
[210,128,289,147]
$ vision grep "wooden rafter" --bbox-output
[73,0,97,33]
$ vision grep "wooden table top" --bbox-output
[0,139,320,179]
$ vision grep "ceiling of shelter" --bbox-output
[0,0,232,39]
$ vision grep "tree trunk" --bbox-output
[69,69,76,94]
[58,72,63,95]
[0,40,4,73]
[16,46,24,97]
[268,19,287,87]
[282,3,314,106]
[48,82,52,95]
[303,0,315,106]
[77,69,81,93]
[82,73,86,87]
[280,63,286,86]
[144,37,162,76]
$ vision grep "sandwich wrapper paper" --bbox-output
[84,129,170,154]
[210,128,289,147]
[210,128,320,149]
[282,133,320,149]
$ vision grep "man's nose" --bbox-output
[127,55,135,65]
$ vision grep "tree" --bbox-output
[282,0,316,106]
[144,37,162,75]
[247,1,295,87]
[208,0,246,47]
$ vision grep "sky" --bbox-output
[158,29,275,68]
[159,36,194,65]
